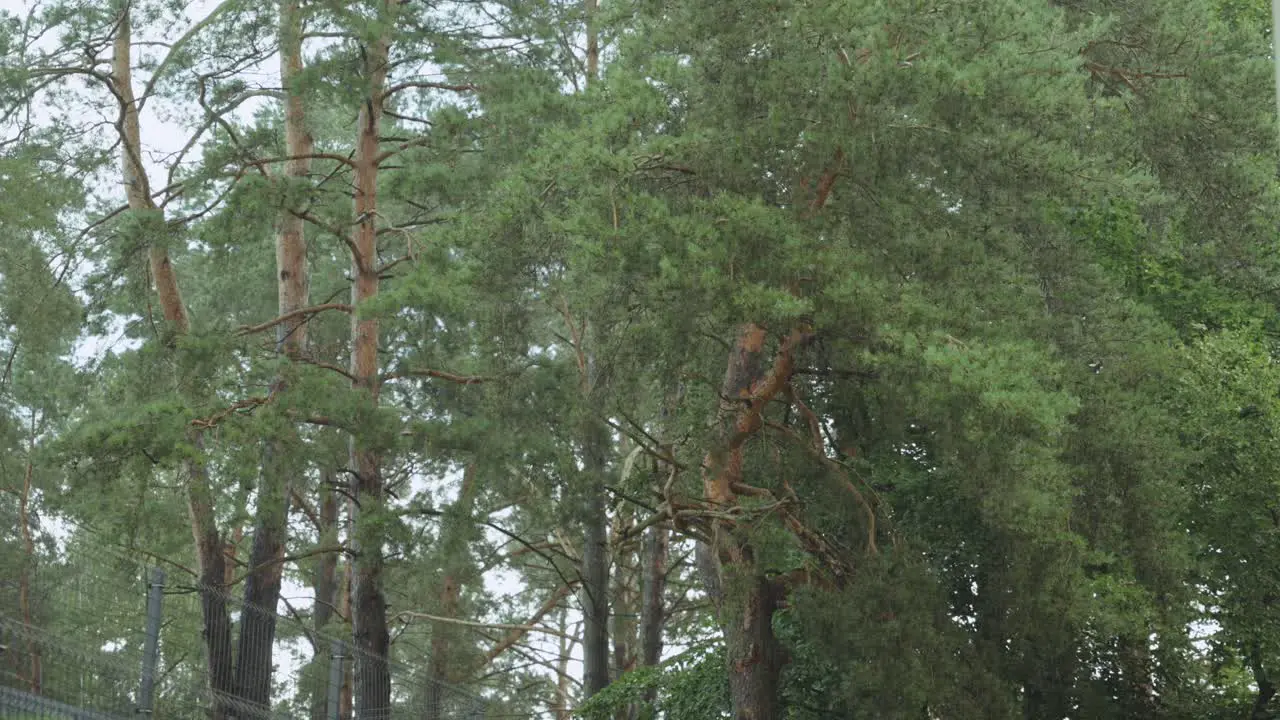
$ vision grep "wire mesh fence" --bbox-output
[0,541,487,720]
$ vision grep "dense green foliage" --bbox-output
[5,0,1280,717]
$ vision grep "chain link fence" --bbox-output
[1,546,487,720]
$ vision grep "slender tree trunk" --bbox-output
[719,573,786,720]
[310,471,340,720]
[585,0,599,82]
[550,609,577,720]
[348,7,396,714]
[424,574,461,720]
[232,2,314,714]
[581,418,612,698]
[1118,631,1158,718]
[233,462,289,719]
[18,445,41,694]
[638,522,668,707]
[193,441,236,720]
[340,556,354,720]
[611,510,639,720]
[576,0,612,700]
[112,10,234,717]
[1251,645,1276,720]
[611,509,638,679]
[425,465,478,720]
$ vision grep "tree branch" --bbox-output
[138,0,240,109]
[394,608,573,640]
[235,303,353,337]
[380,367,487,385]
[226,545,347,588]
[478,583,578,668]
[384,80,480,98]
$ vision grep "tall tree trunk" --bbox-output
[232,2,314,714]
[192,446,235,720]
[18,444,41,694]
[233,462,290,720]
[611,509,638,679]
[581,419,612,698]
[698,324,806,720]
[585,0,599,82]
[348,7,396,715]
[1253,645,1277,720]
[1118,631,1158,718]
[425,465,479,720]
[340,556,354,720]
[310,471,340,720]
[638,522,668,707]
[576,0,611,700]
[611,510,638,720]
[550,608,577,720]
[113,9,234,717]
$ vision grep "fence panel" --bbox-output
[0,545,487,720]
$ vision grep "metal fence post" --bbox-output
[328,638,345,720]
[137,566,165,715]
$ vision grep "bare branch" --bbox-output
[235,303,354,337]
[394,610,573,639]
[227,545,348,588]
[380,368,487,385]
[245,152,360,172]
[294,355,359,383]
[384,80,480,98]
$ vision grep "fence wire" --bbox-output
[0,542,487,720]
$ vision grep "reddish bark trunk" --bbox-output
[348,10,395,712]
[698,324,810,720]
